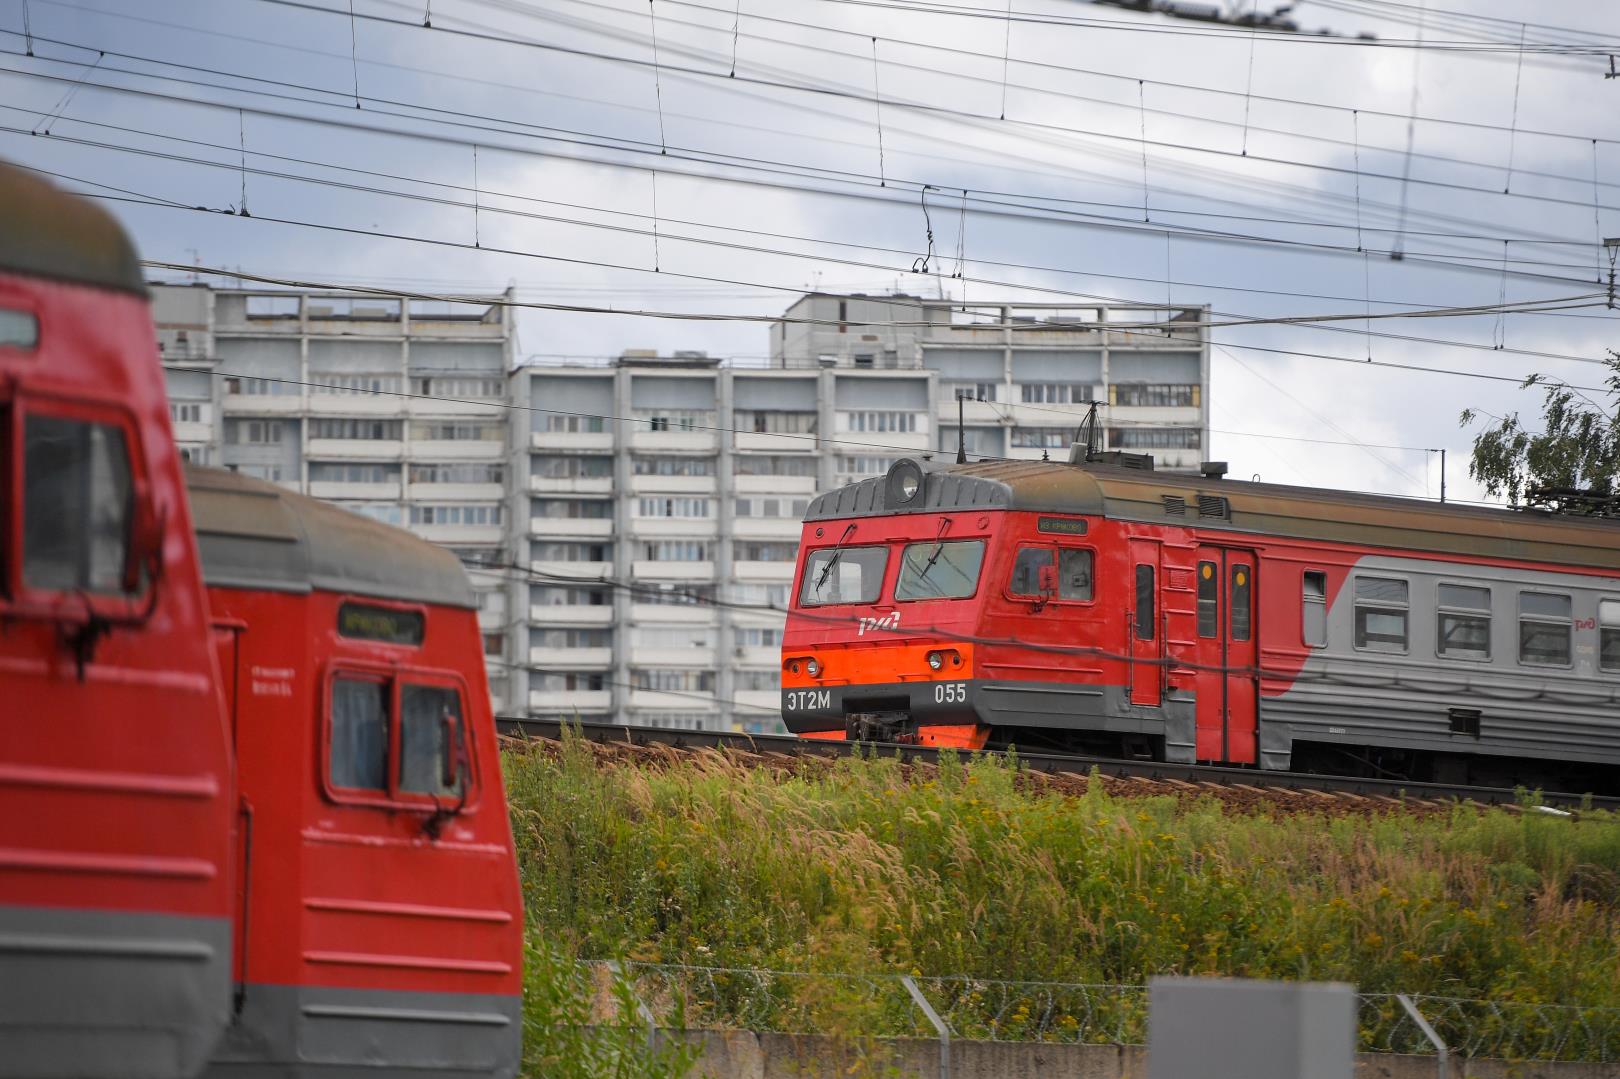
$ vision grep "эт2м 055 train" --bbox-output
[780,453,1620,794]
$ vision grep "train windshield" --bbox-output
[895,540,985,602]
[800,544,887,606]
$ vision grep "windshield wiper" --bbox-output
[814,523,858,592]
[914,518,953,581]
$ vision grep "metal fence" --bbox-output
[588,961,1620,1066]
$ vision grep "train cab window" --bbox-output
[22,414,137,595]
[327,673,471,803]
[1008,547,1093,602]
[1437,584,1491,661]
[400,684,465,797]
[1352,576,1408,653]
[1196,561,1218,638]
[895,540,985,601]
[330,677,388,792]
[1230,564,1252,642]
[1302,571,1327,647]
[0,307,39,349]
[1518,592,1572,667]
[799,545,888,607]
[1134,565,1155,640]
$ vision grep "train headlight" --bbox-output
[807,658,820,677]
[927,651,944,671]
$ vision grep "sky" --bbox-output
[3,0,1617,501]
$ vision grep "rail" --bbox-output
[498,718,1620,813]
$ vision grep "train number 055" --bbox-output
[933,682,967,704]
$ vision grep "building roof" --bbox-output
[806,457,1620,573]
[186,465,477,609]
[0,161,146,297]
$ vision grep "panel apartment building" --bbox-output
[516,295,1208,732]
[152,283,516,712]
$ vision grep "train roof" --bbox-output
[186,465,477,610]
[806,456,1620,574]
[0,161,146,297]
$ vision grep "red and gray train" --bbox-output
[781,454,1620,793]
[1,165,521,1076]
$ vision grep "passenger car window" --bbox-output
[1518,592,1572,667]
[23,414,135,594]
[400,684,464,796]
[1196,561,1218,638]
[1302,571,1327,647]
[330,677,388,791]
[1134,565,1155,640]
[1437,583,1491,660]
[895,540,985,601]
[1230,564,1252,642]
[1600,599,1620,673]
[1352,576,1408,653]
[799,545,888,606]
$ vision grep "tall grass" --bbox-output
[505,736,1620,1012]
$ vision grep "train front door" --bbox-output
[1192,547,1258,764]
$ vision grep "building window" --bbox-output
[535,628,612,648]
[1011,427,1071,449]
[412,421,501,441]
[840,410,918,433]
[634,584,716,606]
[642,540,710,562]
[633,455,715,477]
[532,499,612,519]
[632,626,715,649]
[531,585,610,607]
[737,410,817,434]
[1113,384,1199,408]
[532,455,612,480]
[310,462,399,483]
[311,418,402,440]
[1518,592,1572,667]
[834,456,895,479]
[944,381,998,402]
[412,462,504,484]
[734,497,811,519]
[735,670,780,692]
[410,504,503,526]
[309,373,402,396]
[1353,577,1409,653]
[244,295,299,319]
[351,503,403,526]
[638,497,711,518]
[541,414,606,434]
[1019,383,1091,404]
[1302,571,1327,647]
[1437,584,1491,660]
[226,419,286,445]
[736,626,783,647]
[736,455,818,477]
[729,582,789,606]
[169,402,202,423]
[633,669,715,693]
[635,409,714,433]
[223,375,296,396]
[1108,427,1201,450]
[411,376,504,398]
[533,671,606,692]
[735,541,797,562]
[482,632,504,657]
[532,541,611,562]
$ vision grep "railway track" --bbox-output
[499,718,1620,815]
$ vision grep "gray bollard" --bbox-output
[1148,977,1355,1079]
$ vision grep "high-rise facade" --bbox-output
[152,283,516,712]
[156,285,1208,730]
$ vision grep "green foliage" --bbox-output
[1459,350,1620,509]
[505,735,1620,1052]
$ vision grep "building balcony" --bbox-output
[410,523,505,546]
[307,393,403,416]
[733,474,817,496]
[629,431,718,453]
[732,560,796,582]
[170,420,213,444]
[529,476,615,496]
[627,518,717,540]
[630,647,716,669]
[734,432,816,453]
[1105,405,1202,425]
[733,645,781,667]
[307,438,404,459]
[628,689,719,713]
[628,603,716,625]
[477,609,504,632]
[833,430,929,453]
[528,689,612,713]
[628,475,716,496]
[530,559,613,582]
[934,400,1004,424]
[408,481,505,501]
[733,689,781,715]
[630,560,715,582]
[529,604,615,626]
[309,480,403,501]
[406,396,504,418]
[221,394,305,415]
[530,518,614,539]
[408,439,504,460]
[733,518,802,540]
[531,431,615,452]
[528,646,612,669]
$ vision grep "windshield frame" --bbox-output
[797,543,890,607]
[893,538,987,603]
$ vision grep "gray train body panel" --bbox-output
[1261,553,1620,771]
[203,985,522,1079]
[0,904,232,1079]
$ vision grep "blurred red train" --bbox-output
[0,163,522,1078]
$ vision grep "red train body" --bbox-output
[783,457,1620,792]
[1,163,522,1079]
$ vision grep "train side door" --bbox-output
[1192,547,1258,764]
[1127,538,1162,708]
[210,616,252,1008]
